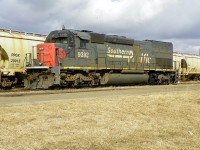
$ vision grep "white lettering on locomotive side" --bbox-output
[107,47,133,56]
[107,46,134,62]
[78,51,89,58]
[140,53,151,64]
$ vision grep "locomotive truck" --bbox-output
[0,29,46,88]
[24,29,178,89]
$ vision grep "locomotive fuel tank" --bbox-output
[0,29,46,87]
[100,73,149,85]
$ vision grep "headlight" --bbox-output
[39,62,43,66]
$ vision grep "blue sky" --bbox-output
[1,0,200,54]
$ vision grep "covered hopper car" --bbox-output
[0,29,46,88]
[24,29,178,89]
[173,52,200,81]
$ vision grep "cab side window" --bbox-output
[80,39,89,49]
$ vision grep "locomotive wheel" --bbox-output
[69,82,75,88]
[88,79,95,87]
[88,79,100,87]
[88,81,93,87]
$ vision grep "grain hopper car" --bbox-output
[0,29,46,88]
[173,52,200,81]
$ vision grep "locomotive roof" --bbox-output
[145,40,172,45]
[47,29,135,45]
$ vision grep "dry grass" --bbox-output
[1,91,200,150]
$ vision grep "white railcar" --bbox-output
[0,29,46,87]
[173,52,200,80]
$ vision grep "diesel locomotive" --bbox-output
[24,29,178,89]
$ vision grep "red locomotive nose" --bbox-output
[37,43,66,67]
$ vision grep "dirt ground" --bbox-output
[0,84,200,150]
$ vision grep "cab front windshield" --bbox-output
[50,36,74,46]
[50,37,68,44]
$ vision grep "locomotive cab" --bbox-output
[26,29,76,68]
[36,30,75,67]
[24,30,77,89]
